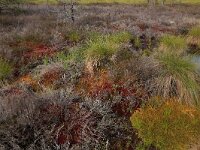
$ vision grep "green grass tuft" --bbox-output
[188,26,200,39]
[55,47,85,68]
[187,26,200,48]
[0,58,13,80]
[159,35,187,55]
[156,53,199,105]
[85,32,131,61]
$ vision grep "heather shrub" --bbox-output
[11,32,44,44]
[130,98,200,150]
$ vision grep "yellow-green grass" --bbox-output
[27,0,200,4]
[28,0,58,4]
[80,0,200,4]
[159,35,187,55]
[0,58,13,81]
[187,26,200,48]
[79,0,145,4]
[130,98,200,150]
[156,53,200,105]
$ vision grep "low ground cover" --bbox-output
[0,3,200,150]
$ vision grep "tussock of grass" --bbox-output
[108,31,132,43]
[85,37,119,61]
[0,58,13,80]
[84,32,132,74]
[63,30,82,43]
[54,47,85,68]
[85,32,131,61]
[156,53,199,105]
[159,35,187,55]
[188,26,200,38]
[187,26,200,47]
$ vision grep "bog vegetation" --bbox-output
[0,0,200,150]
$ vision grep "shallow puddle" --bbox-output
[192,55,200,70]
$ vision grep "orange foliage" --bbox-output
[18,75,37,85]
[77,70,113,97]
[77,70,148,117]
[10,41,56,61]
[17,75,39,90]
[39,69,63,87]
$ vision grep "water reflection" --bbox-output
[192,55,200,71]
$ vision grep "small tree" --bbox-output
[56,0,79,22]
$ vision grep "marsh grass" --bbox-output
[0,58,13,80]
[84,32,132,74]
[63,30,83,43]
[188,26,200,38]
[159,35,187,55]
[156,53,199,105]
[50,47,85,69]
[85,32,131,61]
[85,37,119,60]
[187,26,200,47]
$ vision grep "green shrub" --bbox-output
[159,35,187,55]
[0,58,12,80]
[156,53,199,105]
[130,98,200,150]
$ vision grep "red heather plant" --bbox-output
[78,70,147,99]
[38,100,102,148]
[77,69,148,117]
